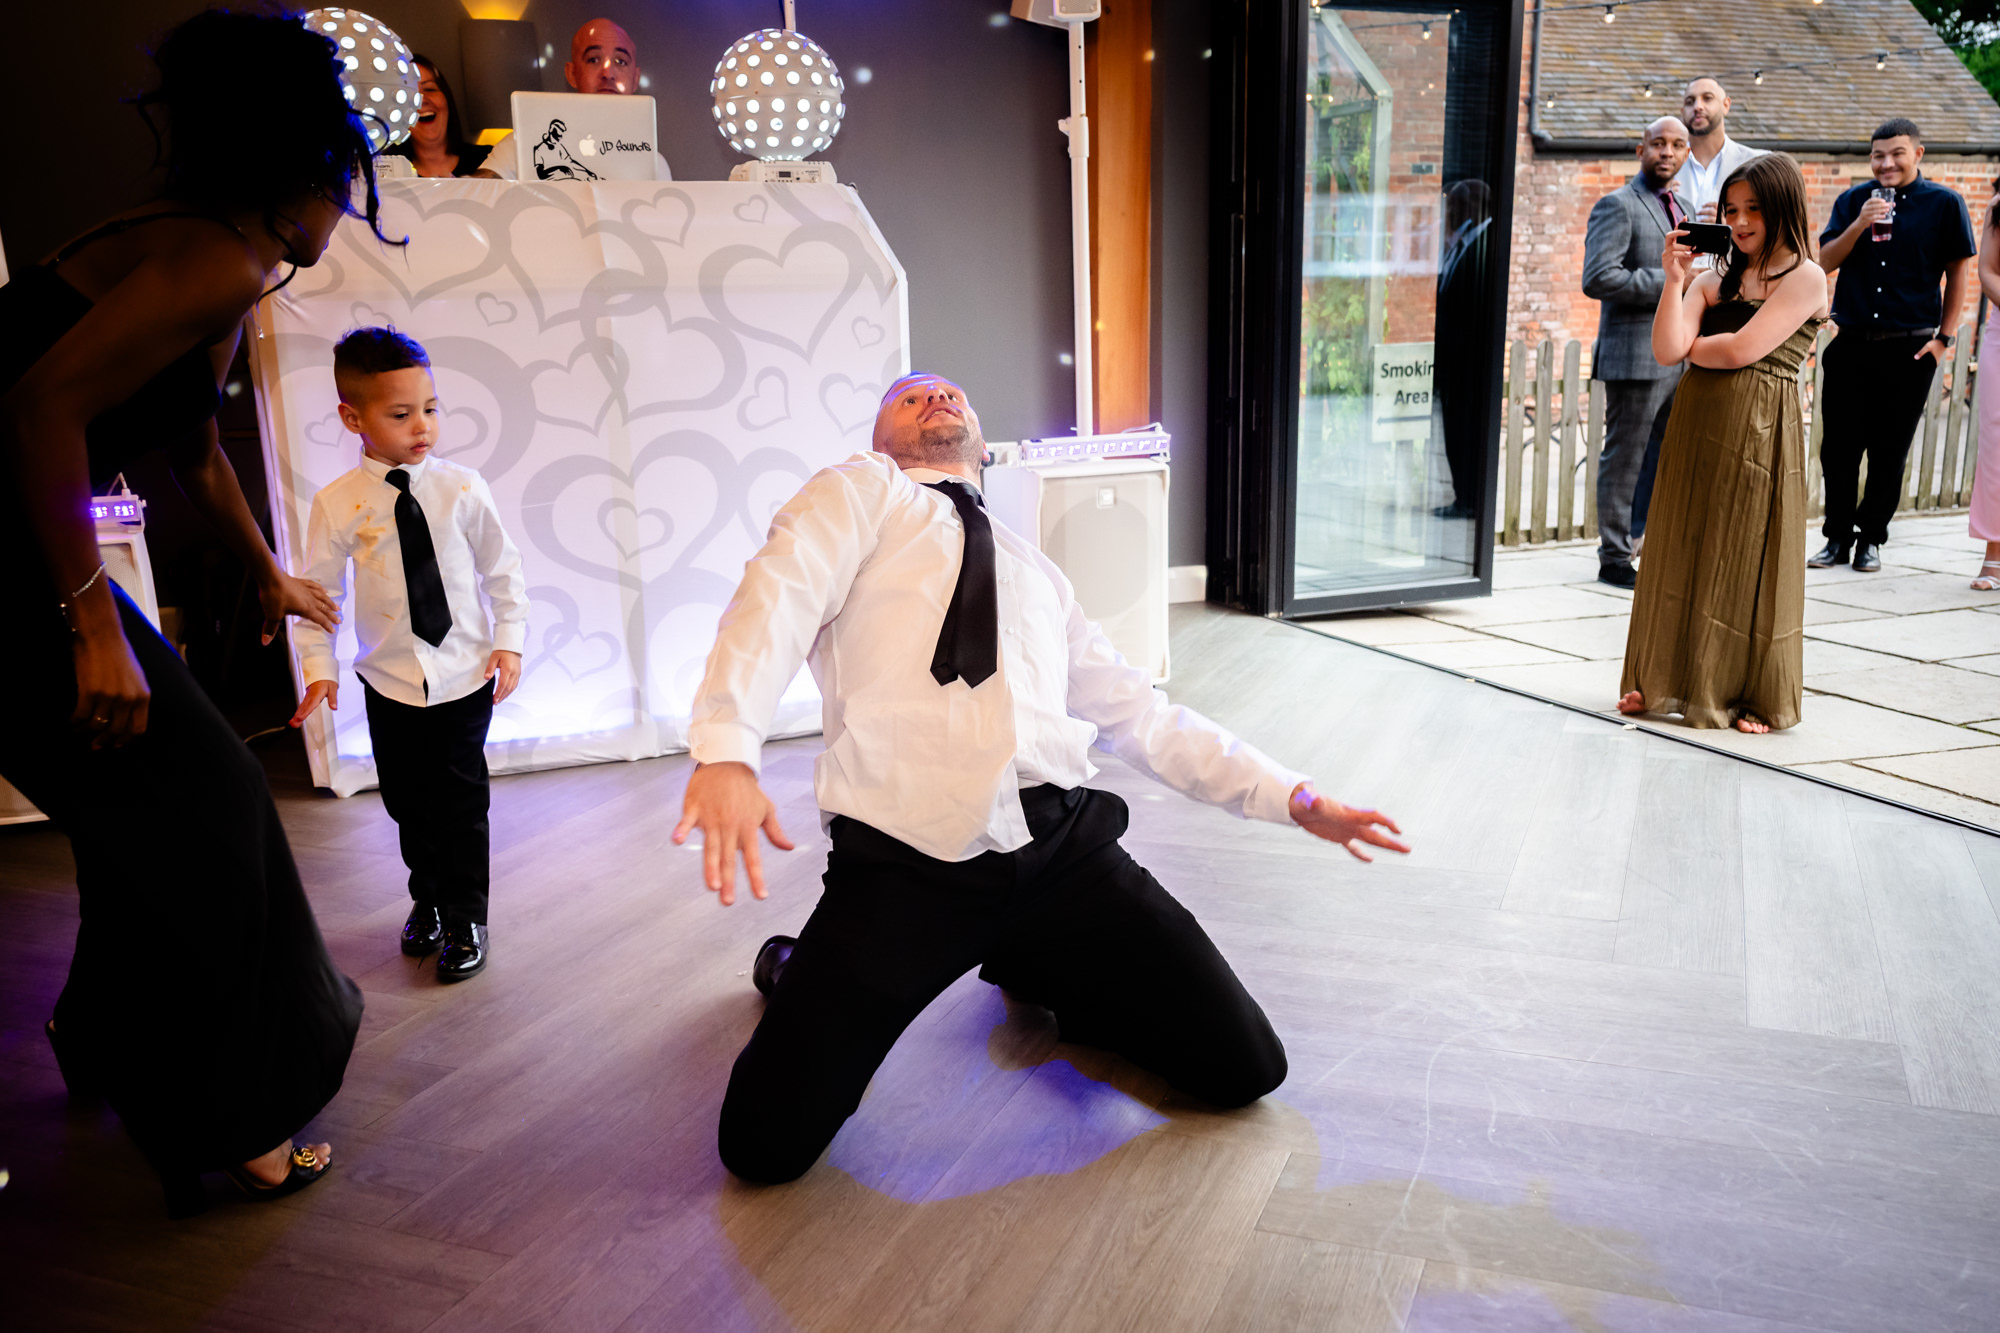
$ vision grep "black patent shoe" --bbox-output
[1853,541,1882,573]
[401,903,444,957]
[752,935,796,997]
[1597,561,1638,590]
[1807,540,1851,568]
[221,1143,331,1205]
[437,921,488,982]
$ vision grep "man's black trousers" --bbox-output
[1817,331,1937,546]
[717,785,1288,1184]
[363,678,494,925]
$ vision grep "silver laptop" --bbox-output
[509,92,660,182]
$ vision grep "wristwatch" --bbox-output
[1941,334,1957,349]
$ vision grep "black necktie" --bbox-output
[385,468,452,647]
[924,480,998,689]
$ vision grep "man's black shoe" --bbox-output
[1807,540,1850,569]
[437,921,487,982]
[1853,541,1882,573]
[1597,561,1639,590]
[401,903,444,957]
[752,935,796,997]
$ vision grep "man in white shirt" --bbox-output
[289,329,529,982]
[479,18,673,182]
[1673,77,1767,222]
[677,373,1409,1184]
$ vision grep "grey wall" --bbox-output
[0,0,1214,566]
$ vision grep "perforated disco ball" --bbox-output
[709,28,846,161]
[303,7,420,151]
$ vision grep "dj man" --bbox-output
[481,18,672,182]
[676,373,1409,1184]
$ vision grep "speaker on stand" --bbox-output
[983,429,1171,683]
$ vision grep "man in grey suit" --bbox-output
[1583,115,1692,587]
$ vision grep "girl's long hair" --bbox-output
[134,9,398,251]
[1716,152,1813,301]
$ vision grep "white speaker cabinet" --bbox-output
[984,457,1170,683]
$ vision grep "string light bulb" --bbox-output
[1753,69,1764,84]
[1876,51,1887,69]
[1603,5,1616,21]
[1421,21,1432,39]
[1642,83,1652,98]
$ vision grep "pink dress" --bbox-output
[1974,311,2000,541]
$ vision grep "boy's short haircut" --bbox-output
[334,326,431,403]
[1871,117,1923,146]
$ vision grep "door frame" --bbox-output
[1206,0,1525,617]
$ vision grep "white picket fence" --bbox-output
[1499,320,1984,546]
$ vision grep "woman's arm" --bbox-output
[1687,262,1828,370]
[1651,231,1715,366]
[1978,197,2000,308]
[166,332,339,642]
[1,236,263,743]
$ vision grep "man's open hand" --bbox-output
[1289,784,1410,862]
[673,761,796,905]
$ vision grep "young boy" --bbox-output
[289,327,529,982]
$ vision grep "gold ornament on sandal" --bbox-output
[291,1145,322,1170]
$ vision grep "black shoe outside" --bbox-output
[437,921,488,982]
[752,935,796,997]
[1852,542,1882,573]
[401,903,444,957]
[1807,540,1850,569]
[1597,562,1638,590]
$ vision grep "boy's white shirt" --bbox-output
[293,453,529,708]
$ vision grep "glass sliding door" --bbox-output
[1209,0,1521,616]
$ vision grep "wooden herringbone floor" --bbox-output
[4,604,1999,1331]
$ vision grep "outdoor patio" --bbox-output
[1304,514,2000,829]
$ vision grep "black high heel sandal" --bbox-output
[44,1020,101,1101]
[221,1144,331,1204]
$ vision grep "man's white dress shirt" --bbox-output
[688,453,1309,862]
[1672,135,1768,218]
[293,454,529,709]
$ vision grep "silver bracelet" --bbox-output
[58,562,107,631]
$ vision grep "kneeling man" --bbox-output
[678,373,1408,1184]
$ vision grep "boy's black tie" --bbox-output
[924,480,998,688]
[386,468,452,647]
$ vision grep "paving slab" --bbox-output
[1807,609,2000,661]
[1802,598,1893,626]
[1956,654,2000,677]
[1805,642,1919,675]
[1806,554,1964,583]
[1471,659,1626,713]
[1389,637,1582,670]
[1491,551,1604,591]
[1804,663,2000,725]
[1793,761,2000,831]
[1803,572,2000,616]
[1479,616,1633,661]
[1415,584,1632,628]
[1629,693,1993,766]
[1302,615,1487,647]
[1858,746,2000,808]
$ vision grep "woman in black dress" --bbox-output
[0,10,395,1216]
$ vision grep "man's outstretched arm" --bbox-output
[1050,558,1409,861]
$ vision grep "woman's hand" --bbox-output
[258,571,340,645]
[1661,229,1695,289]
[71,625,151,748]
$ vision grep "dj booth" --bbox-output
[249,178,907,796]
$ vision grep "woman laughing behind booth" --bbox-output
[385,55,492,178]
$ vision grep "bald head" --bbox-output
[567,18,638,95]
[873,374,984,478]
[1637,114,1691,187]
[1645,115,1689,140]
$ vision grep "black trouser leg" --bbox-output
[1598,375,1679,564]
[1628,377,1678,542]
[363,680,493,925]
[1818,333,1937,545]
[716,788,1286,1184]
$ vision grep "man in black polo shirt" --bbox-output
[1814,118,1976,572]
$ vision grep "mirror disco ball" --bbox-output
[710,29,846,162]
[304,7,420,151]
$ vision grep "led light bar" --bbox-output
[1019,425,1171,464]
[89,492,146,530]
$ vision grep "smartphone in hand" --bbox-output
[1682,222,1734,257]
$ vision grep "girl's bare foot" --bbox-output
[1617,691,1646,715]
[1734,714,1771,734]
[241,1139,331,1187]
